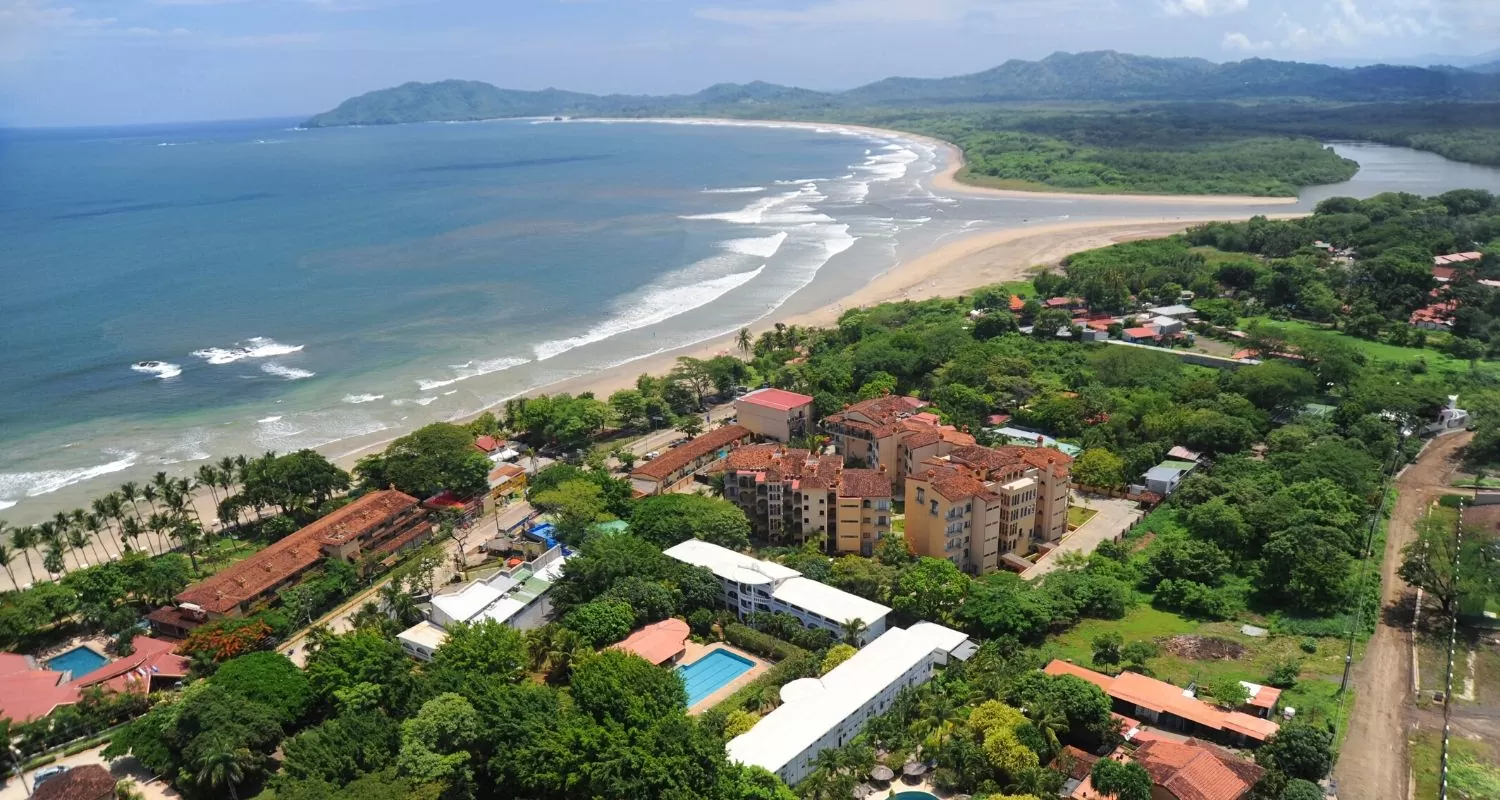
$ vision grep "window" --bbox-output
[930,500,939,516]
[862,499,871,509]
[916,488,925,503]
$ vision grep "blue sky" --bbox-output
[1,0,1496,126]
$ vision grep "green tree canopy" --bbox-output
[355,423,489,499]
[630,493,752,551]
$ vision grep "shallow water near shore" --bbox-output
[2,117,1499,523]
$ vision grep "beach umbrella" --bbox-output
[870,765,894,782]
[902,761,928,777]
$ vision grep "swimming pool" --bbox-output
[890,792,939,800]
[47,645,109,678]
[677,649,755,707]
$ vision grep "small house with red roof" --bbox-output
[1043,660,1279,747]
[611,618,691,665]
[735,387,816,442]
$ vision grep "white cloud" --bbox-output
[694,0,1060,28]
[1160,0,1248,17]
[1222,31,1271,51]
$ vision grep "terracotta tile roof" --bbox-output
[29,764,116,800]
[1056,745,1099,781]
[738,387,814,412]
[611,618,690,665]
[177,490,420,614]
[631,425,752,481]
[1134,739,1260,800]
[70,636,188,694]
[823,395,926,433]
[0,667,78,722]
[1434,252,1483,265]
[1244,685,1281,710]
[474,435,500,453]
[1124,326,1158,338]
[1009,295,1025,311]
[838,469,891,499]
[722,444,810,472]
[0,653,32,676]
[1044,660,1116,693]
[900,429,941,449]
[916,465,992,502]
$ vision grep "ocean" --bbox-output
[4,117,1500,523]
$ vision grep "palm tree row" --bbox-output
[0,455,254,588]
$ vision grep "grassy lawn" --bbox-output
[1411,729,1500,800]
[1068,506,1099,529]
[1245,318,1500,377]
[1044,605,1359,735]
[1453,477,1500,488]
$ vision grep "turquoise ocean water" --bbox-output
[3,116,1500,522]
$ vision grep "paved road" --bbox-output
[1334,431,1471,800]
[0,746,177,800]
[622,403,740,460]
[1022,493,1141,579]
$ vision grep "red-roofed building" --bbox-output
[904,442,1073,574]
[1134,738,1263,800]
[69,636,189,694]
[718,443,892,554]
[1009,295,1025,312]
[736,388,816,442]
[1123,326,1160,343]
[165,490,429,622]
[1042,661,1279,747]
[474,435,501,454]
[0,655,78,723]
[611,618,691,665]
[1411,300,1458,330]
[822,396,977,491]
[630,425,753,495]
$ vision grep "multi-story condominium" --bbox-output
[734,387,815,442]
[718,444,892,555]
[821,395,975,489]
[396,544,569,661]
[662,539,890,645]
[629,424,753,495]
[726,622,973,786]
[904,444,1072,574]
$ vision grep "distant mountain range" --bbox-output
[303,50,1500,128]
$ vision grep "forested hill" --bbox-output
[302,51,1500,127]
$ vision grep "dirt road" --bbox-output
[1334,431,1471,800]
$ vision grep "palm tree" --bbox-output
[122,516,147,556]
[147,512,171,553]
[193,740,250,800]
[43,539,66,578]
[196,465,222,512]
[1024,703,1069,758]
[0,544,19,590]
[118,481,143,522]
[67,526,92,570]
[175,520,205,573]
[7,524,40,584]
[840,617,868,647]
[70,509,105,564]
[736,327,753,359]
[379,581,422,628]
[91,498,122,560]
[1005,766,1060,798]
[140,484,159,519]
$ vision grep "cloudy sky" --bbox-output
[1,0,1495,126]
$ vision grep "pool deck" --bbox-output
[680,641,768,714]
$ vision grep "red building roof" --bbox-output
[1134,738,1261,800]
[738,387,814,412]
[29,764,116,800]
[631,425,752,481]
[70,636,189,694]
[611,618,691,665]
[1124,326,1158,338]
[0,664,78,722]
[1042,661,1278,742]
[1008,295,1025,312]
[838,468,892,499]
[176,490,419,614]
[474,435,501,453]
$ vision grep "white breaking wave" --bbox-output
[343,394,385,404]
[858,147,919,182]
[534,266,766,361]
[718,232,788,259]
[0,450,140,500]
[416,356,530,392]
[702,186,765,194]
[193,336,304,365]
[681,193,788,224]
[131,361,182,379]
[258,415,283,423]
[261,363,315,380]
[0,500,15,511]
[393,397,438,407]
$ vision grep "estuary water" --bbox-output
[2,116,1499,523]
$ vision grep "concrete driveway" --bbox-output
[1022,493,1142,579]
[1,746,178,800]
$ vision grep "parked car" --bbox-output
[644,450,660,460]
[33,766,69,786]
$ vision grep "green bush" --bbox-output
[1299,637,1319,654]
[723,623,803,662]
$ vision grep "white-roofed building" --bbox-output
[663,540,890,645]
[726,622,971,786]
[397,544,568,661]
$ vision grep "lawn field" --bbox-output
[1411,730,1500,800]
[1044,605,1360,739]
[1244,318,1500,378]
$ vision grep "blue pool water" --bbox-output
[890,793,939,800]
[678,649,755,707]
[47,646,109,677]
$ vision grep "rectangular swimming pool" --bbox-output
[47,645,109,678]
[677,649,754,707]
